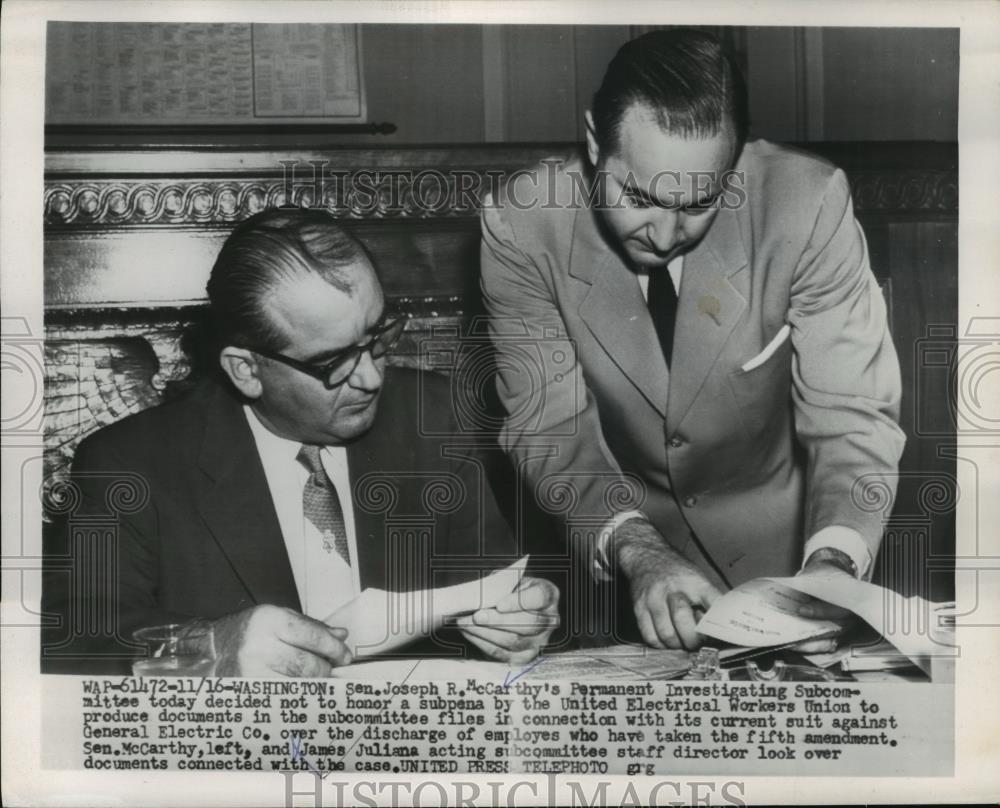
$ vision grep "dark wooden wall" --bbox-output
[43,141,958,600]
[47,25,959,148]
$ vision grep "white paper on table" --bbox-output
[330,657,510,681]
[696,578,841,647]
[768,574,956,676]
[325,556,528,657]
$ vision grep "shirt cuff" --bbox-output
[802,526,873,580]
[592,510,647,582]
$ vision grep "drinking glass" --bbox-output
[131,623,215,677]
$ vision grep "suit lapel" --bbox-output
[667,208,749,431]
[193,384,301,611]
[569,200,750,429]
[571,207,671,416]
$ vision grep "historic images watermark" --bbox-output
[278,159,748,217]
[281,771,748,807]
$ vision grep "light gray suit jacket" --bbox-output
[480,139,904,587]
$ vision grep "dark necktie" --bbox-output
[647,268,678,368]
[297,444,351,566]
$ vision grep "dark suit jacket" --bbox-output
[42,367,516,674]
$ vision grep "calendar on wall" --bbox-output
[46,22,366,125]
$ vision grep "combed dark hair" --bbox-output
[206,207,373,352]
[591,28,749,156]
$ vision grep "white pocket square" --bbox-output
[740,324,791,372]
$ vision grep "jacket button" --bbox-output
[683,495,698,508]
[669,436,684,448]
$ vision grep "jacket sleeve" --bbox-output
[479,194,646,568]
[787,168,905,564]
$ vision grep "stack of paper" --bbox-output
[698,573,957,679]
[840,639,915,672]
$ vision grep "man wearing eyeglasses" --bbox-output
[45,208,558,676]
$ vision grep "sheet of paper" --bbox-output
[604,648,693,679]
[696,578,841,646]
[840,639,917,672]
[527,645,692,680]
[532,655,683,681]
[803,645,853,669]
[334,643,754,683]
[331,657,510,681]
[504,644,754,681]
[767,574,956,676]
[325,556,528,657]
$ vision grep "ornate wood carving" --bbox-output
[45,146,957,227]
[849,170,957,213]
[45,173,493,226]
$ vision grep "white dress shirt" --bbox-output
[244,406,360,619]
[596,255,873,581]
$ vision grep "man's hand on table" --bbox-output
[615,518,724,651]
[202,605,353,677]
[792,550,858,653]
[456,577,560,665]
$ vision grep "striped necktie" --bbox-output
[297,444,351,566]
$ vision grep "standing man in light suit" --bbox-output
[480,29,904,651]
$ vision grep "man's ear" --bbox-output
[584,110,600,168]
[219,347,263,399]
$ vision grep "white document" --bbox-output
[768,574,956,677]
[331,657,510,681]
[325,556,528,658]
[696,578,841,647]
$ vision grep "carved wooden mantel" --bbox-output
[45,146,957,230]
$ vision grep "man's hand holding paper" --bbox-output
[326,556,559,664]
[615,518,725,651]
[791,553,859,653]
[456,576,560,664]
[695,578,844,648]
[208,605,354,677]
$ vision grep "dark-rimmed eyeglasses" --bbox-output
[252,315,406,390]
